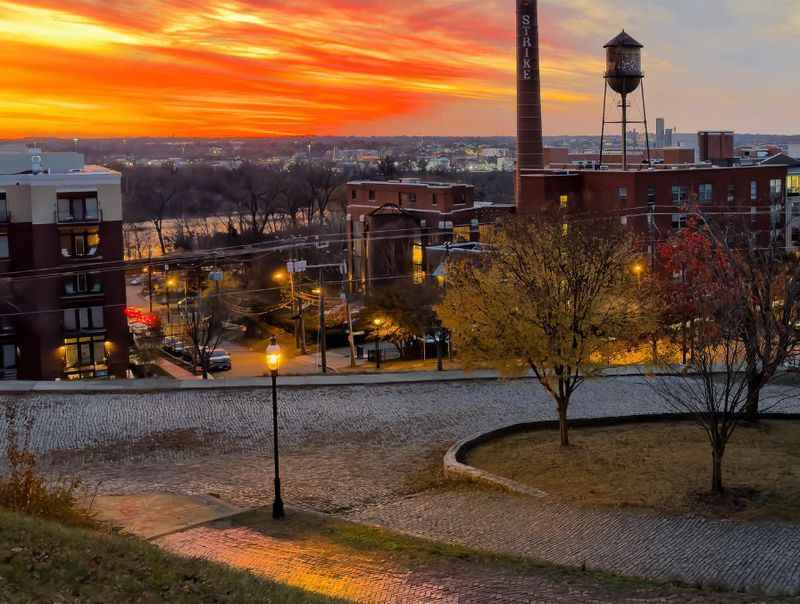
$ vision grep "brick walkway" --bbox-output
[155,511,777,604]
[349,489,800,597]
[2,377,798,596]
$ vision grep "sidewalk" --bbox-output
[0,364,739,394]
[93,494,763,604]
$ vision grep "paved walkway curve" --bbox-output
[2,376,798,596]
[350,490,800,596]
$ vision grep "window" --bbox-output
[647,186,656,205]
[618,187,628,201]
[751,207,757,223]
[0,235,8,259]
[63,335,107,380]
[0,343,15,380]
[751,181,758,201]
[672,213,688,230]
[698,184,713,203]
[727,184,736,203]
[63,306,104,332]
[559,195,568,209]
[770,179,783,199]
[432,193,438,206]
[64,273,102,296]
[351,189,357,200]
[399,192,417,206]
[672,185,689,204]
[368,190,375,201]
[60,231,100,258]
[788,175,800,196]
[57,193,99,223]
[0,192,7,222]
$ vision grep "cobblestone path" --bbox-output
[2,376,799,596]
[349,489,800,597]
[155,510,780,604]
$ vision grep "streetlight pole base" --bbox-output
[272,478,285,520]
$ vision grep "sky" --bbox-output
[0,0,797,138]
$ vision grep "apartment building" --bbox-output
[0,148,127,380]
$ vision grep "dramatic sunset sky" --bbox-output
[0,0,797,138]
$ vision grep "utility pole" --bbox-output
[318,269,327,373]
[147,252,153,315]
[345,294,357,368]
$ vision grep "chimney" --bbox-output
[516,0,544,202]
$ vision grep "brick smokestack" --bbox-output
[516,0,544,200]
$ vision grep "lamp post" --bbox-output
[434,319,444,372]
[633,263,644,286]
[266,337,285,520]
[165,277,177,331]
[373,318,383,369]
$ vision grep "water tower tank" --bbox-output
[604,30,643,95]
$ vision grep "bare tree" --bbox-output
[126,166,187,255]
[377,156,399,180]
[184,291,227,380]
[649,282,751,494]
[721,238,800,420]
[439,213,653,446]
[661,220,800,421]
[215,164,286,239]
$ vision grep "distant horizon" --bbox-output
[2,133,800,144]
[0,1,798,139]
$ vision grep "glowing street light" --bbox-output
[373,318,384,369]
[265,336,285,519]
[632,263,644,285]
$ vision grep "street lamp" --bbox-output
[373,318,384,369]
[266,336,285,519]
[165,277,177,327]
[632,263,644,285]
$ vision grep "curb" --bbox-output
[444,412,800,499]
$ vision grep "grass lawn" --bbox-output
[467,420,800,521]
[0,509,342,604]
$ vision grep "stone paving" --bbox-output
[2,376,799,597]
[155,510,784,604]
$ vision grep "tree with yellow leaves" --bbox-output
[438,213,654,446]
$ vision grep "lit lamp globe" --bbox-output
[266,337,282,373]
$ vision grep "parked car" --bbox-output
[162,337,178,353]
[180,346,195,363]
[207,349,232,372]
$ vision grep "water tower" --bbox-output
[599,31,651,171]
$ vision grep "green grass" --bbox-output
[0,509,343,604]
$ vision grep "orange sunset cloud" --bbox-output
[0,0,598,138]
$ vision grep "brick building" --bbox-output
[345,179,512,289]
[518,164,788,255]
[698,131,735,165]
[0,148,128,380]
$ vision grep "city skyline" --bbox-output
[0,0,797,139]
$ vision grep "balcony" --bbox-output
[0,211,11,224]
[56,208,103,225]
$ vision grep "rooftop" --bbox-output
[348,179,473,190]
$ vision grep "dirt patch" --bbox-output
[467,419,800,521]
[46,429,227,466]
